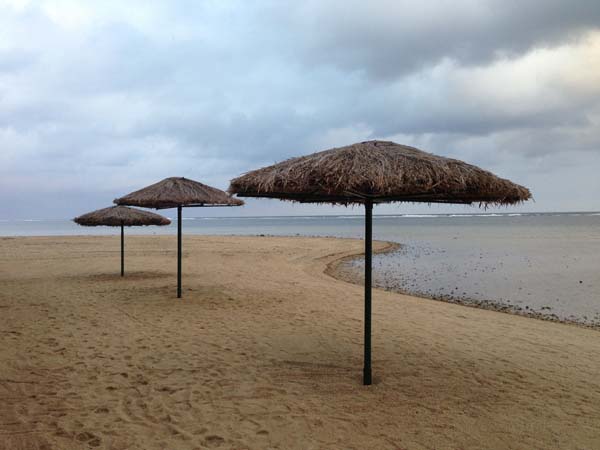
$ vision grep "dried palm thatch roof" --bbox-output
[229,140,532,206]
[114,177,243,209]
[73,206,171,227]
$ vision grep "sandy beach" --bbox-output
[1,235,599,449]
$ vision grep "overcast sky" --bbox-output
[1,0,599,219]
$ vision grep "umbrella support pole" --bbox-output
[120,223,124,277]
[177,205,182,298]
[364,200,373,385]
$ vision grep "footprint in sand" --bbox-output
[76,431,102,447]
[203,435,225,447]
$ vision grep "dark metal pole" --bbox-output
[177,205,182,298]
[364,200,373,385]
[120,223,124,277]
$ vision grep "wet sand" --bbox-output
[331,214,600,328]
[1,236,599,449]
[334,247,600,329]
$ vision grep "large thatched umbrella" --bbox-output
[73,205,171,276]
[229,140,531,385]
[114,177,243,298]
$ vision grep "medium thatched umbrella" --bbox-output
[73,205,171,276]
[229,140,531,385]
[114,177,243,298]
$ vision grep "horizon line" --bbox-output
[2,210,600,222]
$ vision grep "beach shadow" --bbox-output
[68,271,172,282]
[267,352,536,406]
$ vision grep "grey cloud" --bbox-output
[0,0,599,219]
[0,49,37,73]
[292,0,600,79]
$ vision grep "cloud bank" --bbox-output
[1,0,599,218]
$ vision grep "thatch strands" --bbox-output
[229,140,531,386]
[114,177,243,209]
[113,177,243,298]
[73,205,171,227]
[73,206,170,277]
[229,140,531,206]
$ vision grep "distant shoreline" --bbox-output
[2,215,599,331]
[2,210,600,223]
[4,230,595,329]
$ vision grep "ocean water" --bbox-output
[1,212,599,325]
[339,212,600,327]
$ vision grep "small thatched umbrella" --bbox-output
[229,140,531,385]
[73,205,171,276]
[114,177,243,298]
